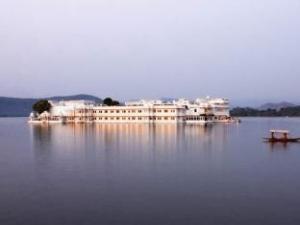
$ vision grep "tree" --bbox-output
[103,97,120,106]
[32,100,52,114]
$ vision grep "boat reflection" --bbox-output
[268,142,289,151]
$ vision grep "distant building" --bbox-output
[29,97,233,124]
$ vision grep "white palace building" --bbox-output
[29,97,234,125]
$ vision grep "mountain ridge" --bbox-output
[0,94,102,117]
[258,101,295,111]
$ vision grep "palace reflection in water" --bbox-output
[30,123,231,157]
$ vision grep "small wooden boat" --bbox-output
[264,130,300,143]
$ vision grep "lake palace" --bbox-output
[29,97,234,124]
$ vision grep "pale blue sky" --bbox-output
[0,0,299,105]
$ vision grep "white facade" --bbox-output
[49,100,94,117]
[205,98,230,121]
[91,104,186,124]
[173,97,231,123]
[29,97,233,124]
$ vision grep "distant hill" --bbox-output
[230,101,300,117]
[258,102,295,111]
[48,94,102,102]
[0,94,102,117]
[230,106,300,117]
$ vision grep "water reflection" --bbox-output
[29,123,234,185]
[30,124,53,158]
[29,123,231,157]
[268,142,292,151]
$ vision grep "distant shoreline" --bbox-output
[230,106,300,117]
[2,116,300,119]
[1,94,300,118]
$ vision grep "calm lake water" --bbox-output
[1,118,300,225]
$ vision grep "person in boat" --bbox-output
[264,130,300,143]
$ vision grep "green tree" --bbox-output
[32,100,52,114]
[103,97,120,106]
